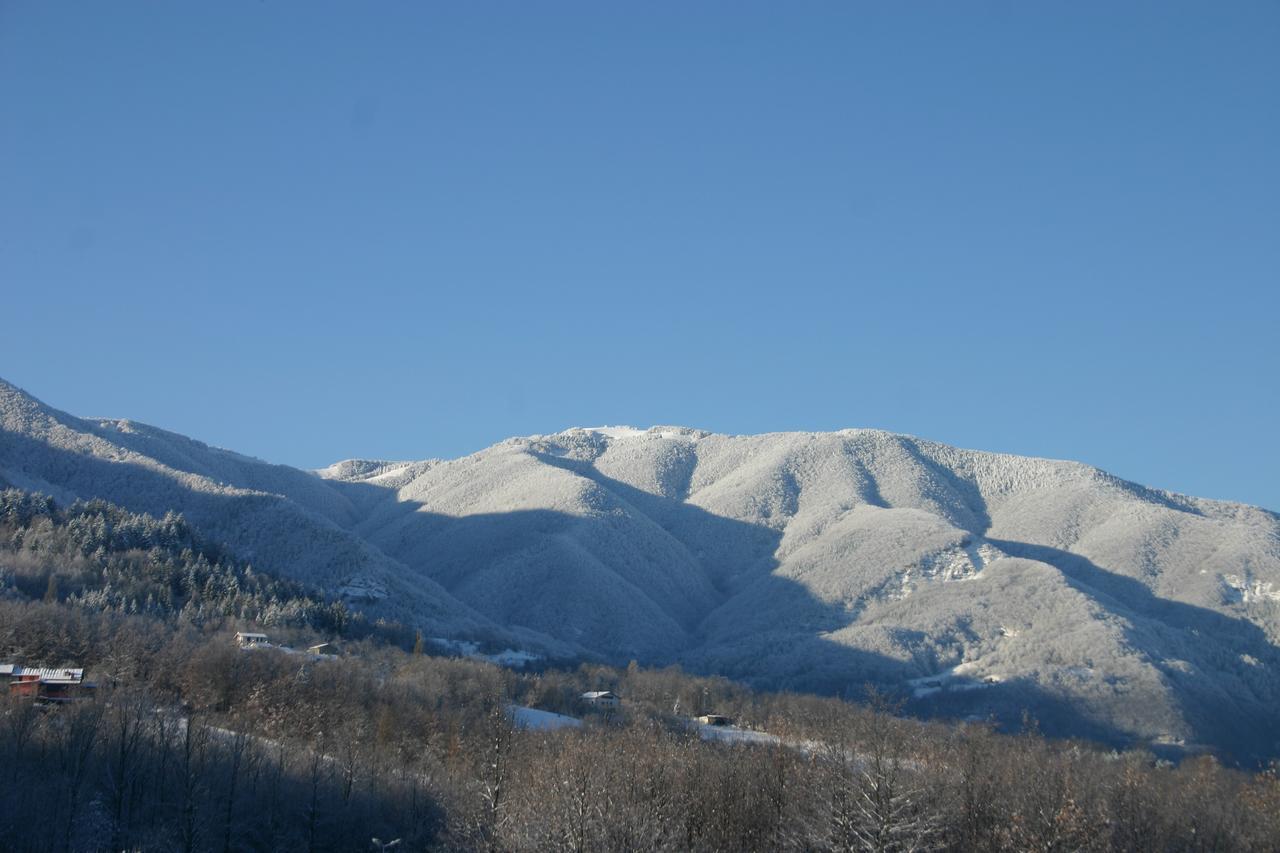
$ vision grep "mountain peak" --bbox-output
[558,425,711,441]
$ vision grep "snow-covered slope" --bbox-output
[0,378,497,637]
[328,424,1280,758]
[4,382,1278,759]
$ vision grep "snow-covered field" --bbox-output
[507,705,582,731]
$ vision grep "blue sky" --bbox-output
[2,3,1277,510]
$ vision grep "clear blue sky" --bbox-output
[2,3,1277,510]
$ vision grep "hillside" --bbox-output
[324,426,1280,760]
[7,594,1280,852]
[4,379,1279,759]
[0,378,511,644]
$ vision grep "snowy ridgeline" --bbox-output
[3,378,1280,758]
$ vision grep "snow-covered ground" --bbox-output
[507,705,582,731]
[906,660,1003,698]
[1221,574,1280,604]
[695,722,781,746]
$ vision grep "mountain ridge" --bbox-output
[3,378,1278,759]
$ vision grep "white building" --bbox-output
[580,690,621,710]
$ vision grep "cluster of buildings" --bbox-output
[578,691,733,726]
[234,632,339,657]
[2,630,339,706]
[5,638,736,731]
[1,663,95,703]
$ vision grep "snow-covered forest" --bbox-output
[3,378,1279,761]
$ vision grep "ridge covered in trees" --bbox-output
[0,488,357,636]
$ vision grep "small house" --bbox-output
[307,642,338,657]
[2,664,94,703]
[581,690,621,710]
[235,632,269,647]
[697,714,732,727]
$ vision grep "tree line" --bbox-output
[0,488,369,638]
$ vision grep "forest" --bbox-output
[2,489,1279,852]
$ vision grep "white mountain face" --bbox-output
[3,381,1278,759]
[0,377,508,642]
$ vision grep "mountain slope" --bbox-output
[0,378,501,639]
[331,425,1280,758]
[4,380,1278,758]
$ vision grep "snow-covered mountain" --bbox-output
[3,379,1278,759]
[0,377,506,641]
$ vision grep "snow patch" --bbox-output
[488,648,542,667]
[695,723,780,746]
[337,577,387,602]
[507,705,582,731]
[906,660,1003,698]
[1221,574,1280,604]
[429,638,543,669]
[918,542,990,583]
[887,540,1006,601]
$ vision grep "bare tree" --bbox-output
[56,700,104,852]
[104,688,150,851]
[177,714,210,853]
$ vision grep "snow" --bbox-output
[0,377,491,640]
[336,577,387,602]
[576,426,648,439]
[906,661,1003,698]
[429,638,543,669]
[238,641,335,662]
[4,374,1280,756]
[1221,574,1280,604]
[695,723,781,746]
[430,637,481,656]
[507,705,582,731]
[487,648,542,667]
[554,426,699,442]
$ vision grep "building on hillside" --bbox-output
[1,664,94,703]
[307,642,339,657]
[696,714,732,727]
[580,690,621,710]
[2,663,31,695]
[234,632,269,647]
